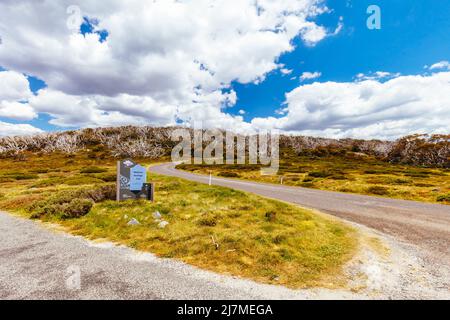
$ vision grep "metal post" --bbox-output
[116,161,120,201]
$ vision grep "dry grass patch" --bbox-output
[59,175,357,288]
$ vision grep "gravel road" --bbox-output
[152,163,450,266]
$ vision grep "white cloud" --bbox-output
[300,71,322,81]
[28,89,178,128]
[251,72,450,140]
[299,22,327,46]
[356,71,400,81]
[0,0,331,132]
[331,16,344,35]
[0,101,36,121]
[280,68,293,75]
[1,1,446,140]
[429,61,450,71]
[238,109,246,115]
[0,121,43,137]
[0,71,36,120]
[0,71,32,101]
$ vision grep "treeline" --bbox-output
[0,126,448,168]
[281,134,450,168]
[0,126,176,159]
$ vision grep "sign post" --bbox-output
[130,164,147,193]
[117,159,154,201]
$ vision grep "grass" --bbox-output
[0,151,357,288]
[177,148,450,204]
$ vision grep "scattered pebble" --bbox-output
[153,211,162,220]
[127,218,140,226]
[158,221,169,229]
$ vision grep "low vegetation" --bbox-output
[28,185,115,219]
[0,151,357,288]
[177,147,450,204]
[0,126,448,167]
[0,126,447,287]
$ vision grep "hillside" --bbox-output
[0,126,449,168]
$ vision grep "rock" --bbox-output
[158,221,169,229]
[152,211,162,220]
[270,275,280,281]
[127,218,140,226]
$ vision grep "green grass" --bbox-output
[0,152,357,288]
[177,148,450,204]
[80,166,108,174]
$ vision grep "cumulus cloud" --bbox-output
[0,71,32,101]
[0,121,43,137]
[26,88,186,128]
[0,0,332,136]
[251,72,450,140]
[300,71,322,81]
[428,61,450,71]
[0,71,36,120]
[1,1,446,140]
[356,71,400,81]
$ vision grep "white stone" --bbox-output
[152,211,162,220]
[127,218,140,226]
[158,221,169,229]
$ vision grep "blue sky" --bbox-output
[230,0,450,120]
[0,0,449,138]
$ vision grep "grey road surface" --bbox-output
[152,163,450,264]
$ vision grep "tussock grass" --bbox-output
[0,152,357,288]
[437,194,450,203]
[60,174,356,288]
[80,166,108,174]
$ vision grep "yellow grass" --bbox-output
[0,151,357,288]
[177,148,450,204]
